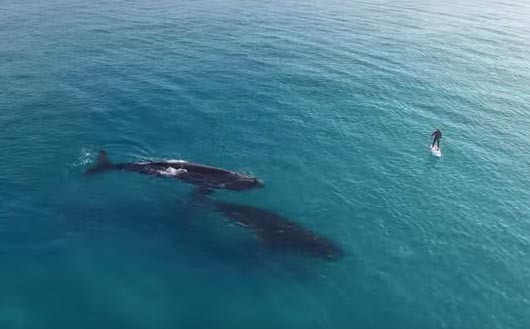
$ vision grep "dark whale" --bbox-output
[196,195,343,260]
[86,150,263,192]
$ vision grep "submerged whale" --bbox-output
[196,195,343,260]
[86,150,263,192]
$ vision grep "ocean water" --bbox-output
[1,0,530,327]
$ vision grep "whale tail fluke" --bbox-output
[85,150,113,175]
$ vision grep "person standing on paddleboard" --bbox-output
[431,129,442,148]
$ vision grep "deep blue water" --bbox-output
[2,0,530,328]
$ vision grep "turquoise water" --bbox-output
[2,0,530,327]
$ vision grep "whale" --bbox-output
[195,195,343,260]
[85,150,263,192]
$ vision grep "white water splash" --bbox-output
[72,147,93,167]
[159,167,188,177]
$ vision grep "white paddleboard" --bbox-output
[430,145,442,157]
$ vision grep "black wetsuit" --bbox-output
[431,130,442,148]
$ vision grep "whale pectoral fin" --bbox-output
[252,230,279,249]
[190,186,215,206]
[195,185,215,196]
[190,185,214,202]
